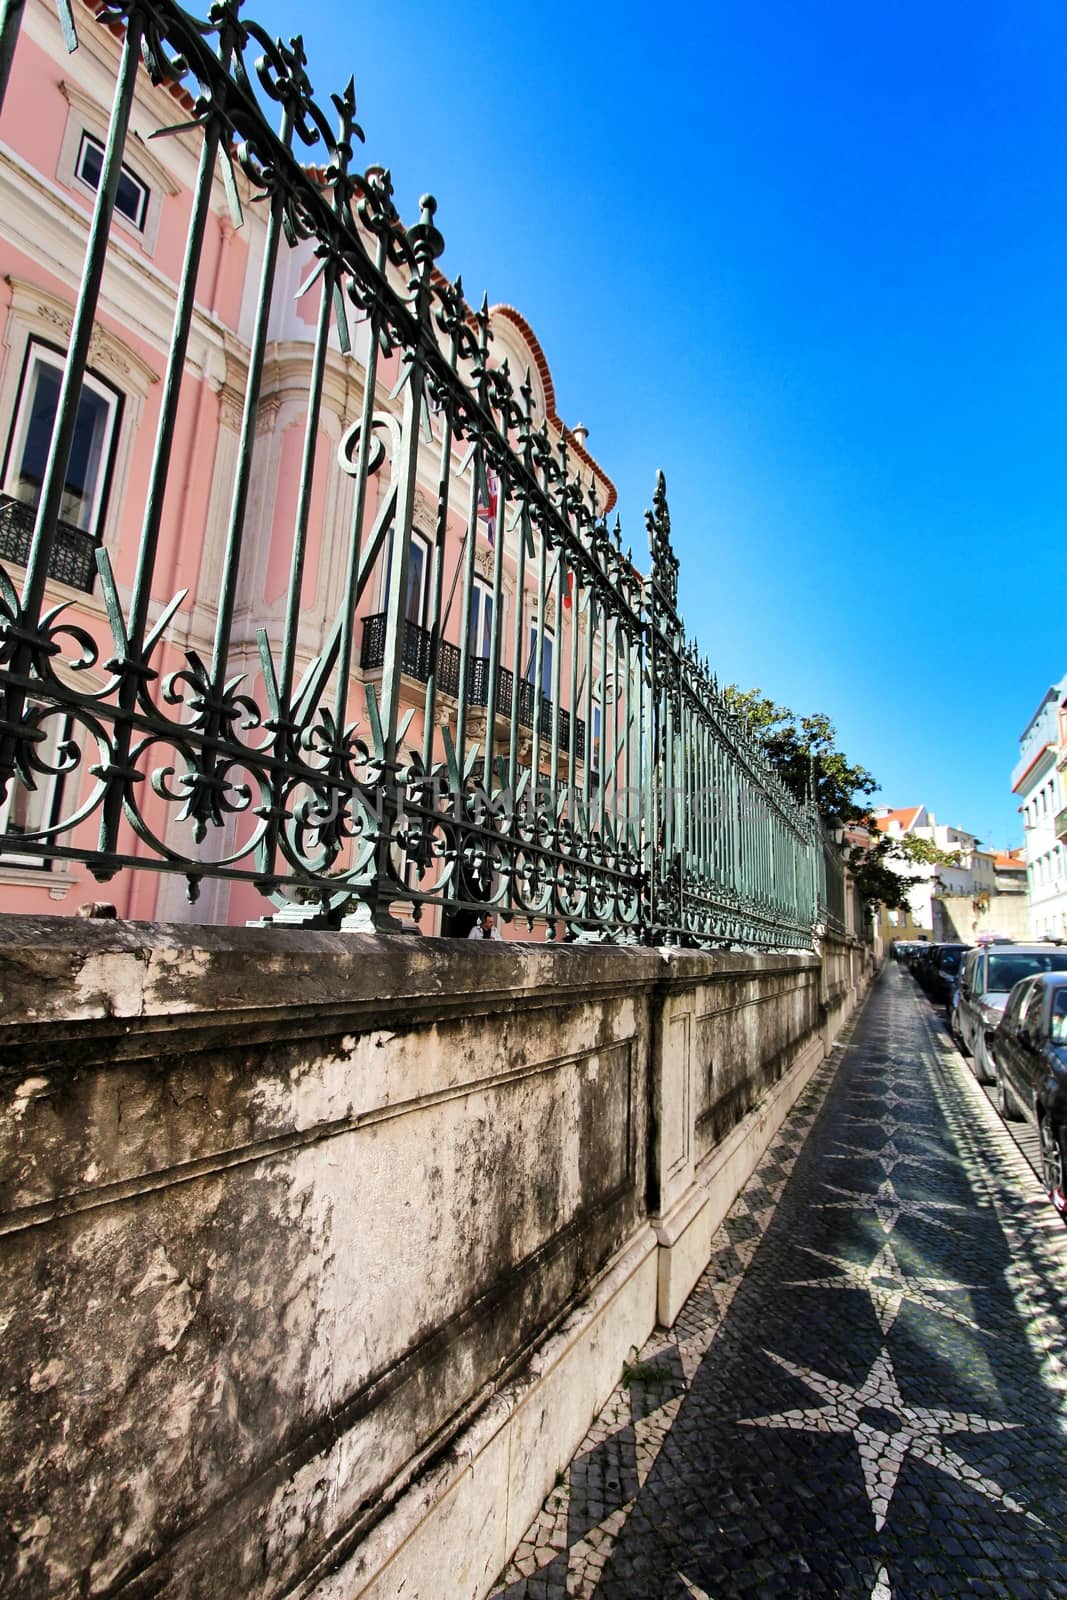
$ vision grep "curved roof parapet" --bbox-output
[490,304,618,515]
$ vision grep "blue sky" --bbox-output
[258,0,1066,849]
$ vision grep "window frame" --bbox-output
[380,526,432,629]
[56,81,177,257]
[526,622,554,690]
[468,576,495,659]
[73,130,150,232]
[1,337,123,555]
[0,702,74,870]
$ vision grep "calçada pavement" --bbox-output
[491,961,1067,1600]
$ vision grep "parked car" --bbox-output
[990,973,1067,1214]
[956,942,1067,1083]
[911,943,935,987]
[923,943,970,1005]
[894,940,927,973]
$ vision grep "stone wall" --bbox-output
[0,918,871,1599]
[933,892,1030,945]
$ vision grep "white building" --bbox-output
[871,806,1000,945]
[1012,673,1067,941]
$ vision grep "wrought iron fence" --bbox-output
[0,0,852,946]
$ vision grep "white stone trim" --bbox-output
[56,77,179,256]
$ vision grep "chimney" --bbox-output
[570,421,589,450]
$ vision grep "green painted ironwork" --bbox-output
[0,0,850,948]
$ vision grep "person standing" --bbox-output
[467,912,501,940]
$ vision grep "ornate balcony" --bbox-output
[0,493,98,592]
[360,614,586,760]
[1055,805,1067,845]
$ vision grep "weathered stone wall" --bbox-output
[934,892,1030,945]
[0,919,870,1599]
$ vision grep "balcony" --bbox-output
[361,614,586,760]
[0,493,98,592]
[1055,805,1067,845]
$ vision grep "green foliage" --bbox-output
[722,684,940,912]
[845,834,959,912]
[897,835,961,868]
[846,834,921,911]
[723,685,877,826]
[621,1349,674,1388]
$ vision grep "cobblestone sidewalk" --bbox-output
[490,963,1067,1600]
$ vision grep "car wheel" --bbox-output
[955,1017,971,1056]
[973,1033,994,1085]
[1039,1116,1067,1216]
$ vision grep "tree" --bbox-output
[845,833,921,913]
[722,685,947,913]
[722,686,877,826]
[894,835,961,870]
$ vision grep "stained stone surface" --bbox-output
[490,963,1067,1600]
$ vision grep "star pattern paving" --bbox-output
[844,1113,947,1138]
[784,1239,988,1336]
[492,967,1067,1600]
[825,1138,956,1182]
[737,1346,1035,1532]
[817,1175,970,1235]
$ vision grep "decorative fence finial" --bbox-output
[645,469,678,611]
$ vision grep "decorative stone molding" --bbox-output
[0,866,76,898]
[252,393,282,437]
[413,488,436,534]
[55,79,176,255]
[58,79,182,198]
[5,279,160,398]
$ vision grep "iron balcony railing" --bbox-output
[0,0,849,948]
[0,493,97,593]
[360,614,587,761]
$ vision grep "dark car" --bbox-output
[910,943,932,981]
[898,941,928,973]
[956,942,1067,1083]
[924,943,969,1005]
[991,973,1067,1214]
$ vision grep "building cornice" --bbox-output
[1012,742,1054,795]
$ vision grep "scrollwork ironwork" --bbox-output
[0,0,838,951]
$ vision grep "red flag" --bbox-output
[563,561,573,610]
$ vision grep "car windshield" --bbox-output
[987,951,1067,994]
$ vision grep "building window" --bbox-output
[380,527,430,628]
[0,705,72,868]
[74,131,149,232]
[3,342,120,534]
[526,624,553,689]
[467,577,494,659]
[0,342,121,588]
